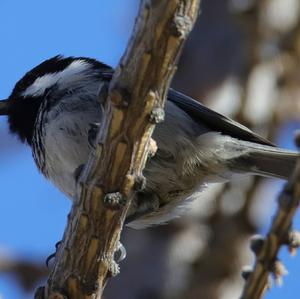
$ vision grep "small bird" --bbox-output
[0,55,298,229]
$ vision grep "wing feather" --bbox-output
[168,89,274,146]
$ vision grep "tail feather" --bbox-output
[231,144,299,180]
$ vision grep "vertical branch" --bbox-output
[35,1,201,298]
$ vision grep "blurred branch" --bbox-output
[183,180,257,299]
[241,139,300,299]
[35,1,201,299]
[0,254,47,292]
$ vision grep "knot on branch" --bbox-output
[104,192,126,210]
[148,138,158,158]
[171,15,193,38]
[284,230,300,255]
[101,255,120,278]
[149,107,165,124]
[271,259,288,286]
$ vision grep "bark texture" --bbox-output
[35,1,201,298]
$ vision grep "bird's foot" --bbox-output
[114,241,127,262]
[107,241,126,277]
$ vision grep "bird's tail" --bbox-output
[230,142,299,180]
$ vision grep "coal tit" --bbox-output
[0,56,298,228]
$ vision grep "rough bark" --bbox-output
[34,1,201,298]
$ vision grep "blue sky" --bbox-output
[0,1,299,299]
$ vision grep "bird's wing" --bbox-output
[168,88,274,146]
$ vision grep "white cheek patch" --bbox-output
[22,60,90,97]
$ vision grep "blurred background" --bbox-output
[0,0,300,298]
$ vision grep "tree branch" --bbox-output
[241,139,300,299]
[35,1,201,298]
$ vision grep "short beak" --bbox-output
[0,99,9,115]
